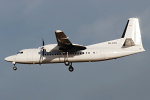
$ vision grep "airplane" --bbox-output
[5,18,145,72]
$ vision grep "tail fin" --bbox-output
[122,18,144,50]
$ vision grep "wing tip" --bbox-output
[55,30,62,33]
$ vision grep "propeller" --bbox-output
[42,39,45,56]
[42,39,45,47]
[39,39,45,65]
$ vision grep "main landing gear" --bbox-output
[68,65,74,72]
[64,60,74,72]
[63,52,74,72]
[12,62,17,70]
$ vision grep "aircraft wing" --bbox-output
[55,30,86,52]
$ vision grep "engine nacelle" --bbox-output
[42,44,60,52]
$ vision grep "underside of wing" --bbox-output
[55,30,86,52]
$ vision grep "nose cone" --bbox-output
[5,57,10,62]
[5,56,14,62]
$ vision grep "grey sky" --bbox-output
[0,0,150,100]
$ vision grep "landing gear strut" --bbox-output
[63,52,74,72]
[12,62,17,70]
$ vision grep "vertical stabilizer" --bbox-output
[122,18,144,46]
[121,18,145,52]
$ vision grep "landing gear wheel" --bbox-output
[13,66,17,70]
[68,66,74,72]
[65,60,70,66]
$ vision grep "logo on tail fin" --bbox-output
[123,38,135,48]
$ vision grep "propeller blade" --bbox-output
[41,39,45,56]
[42,49,44,56]
[39,39,45,64]
[42,39,45,46]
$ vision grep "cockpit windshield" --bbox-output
[17,51,23,54]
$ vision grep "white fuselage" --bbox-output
[5,38,144,64]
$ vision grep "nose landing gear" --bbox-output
[12,62,17,70]
[13,66,17,70]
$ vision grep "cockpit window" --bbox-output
[17,51,23,54]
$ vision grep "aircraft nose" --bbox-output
[5,57,10,61]
[5,56,15,62]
